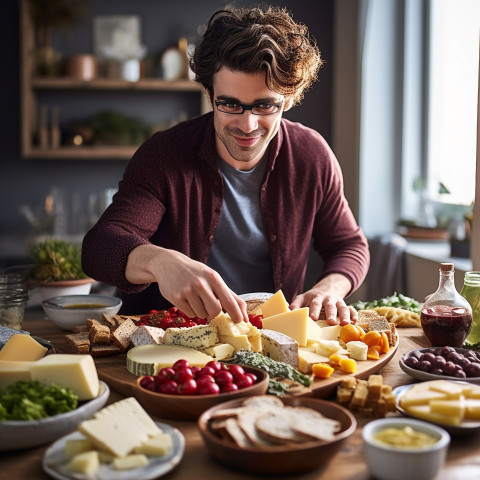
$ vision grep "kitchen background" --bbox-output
[1,0,478,302]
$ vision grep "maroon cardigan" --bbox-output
[82,113,369,314]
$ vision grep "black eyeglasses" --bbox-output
[215,100,283,115]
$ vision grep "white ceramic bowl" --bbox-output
[42,294,122,330]
[362,417,450,480]
[27,278,95,307]
[0,381,110,451]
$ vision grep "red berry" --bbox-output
[158,379,178,394]
[174,367,194,383]
[214,370,234,386]
[176,379,197,395]
[206,361,222,372]
[173,359,190,371]
[197,382,220,395]
[221,382,239,393]
[235,375,254,389]
[197,366,216,377]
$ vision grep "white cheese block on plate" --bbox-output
[67,450,99,474]
[163,324,218,349]
[127,344,213,376]
[314,339,342,357]
[261,329,298,367]
[78,397,161,458]
[134,432,173,456]
[0,360,34,387]
[113,454,149,470]
[30,354,100,401]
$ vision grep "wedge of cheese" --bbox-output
[314,323,342,341]
[254,290,290,317]
[298,348,330,374]
[203,343,235,360]
[261,329,298,367]
[79,397,161,458]
[30,354,100,401]
[67,450,100,474]
[126,344,213,376]
[261,308,310,346]
[306,319,326,343]
[163,324,218,350]
[0,334,47,361]
[0,360,34,387]
[209,313,260,352]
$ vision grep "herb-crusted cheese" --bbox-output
[127,344,213,376]
[163,325,218,349]
[261,329,298,368]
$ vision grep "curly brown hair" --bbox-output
[189,6,322,106]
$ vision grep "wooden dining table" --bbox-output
[2,308,480,480]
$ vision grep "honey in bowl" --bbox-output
[63,303,110,309]
[373,425,439,449]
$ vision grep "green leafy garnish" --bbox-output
[227,350,312,396]
[0,380,78,421]
[351,292,421,315]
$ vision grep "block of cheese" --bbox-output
[79,397,161,458]
[399,382,450,407]
[131,325,165,347]
[203,343,235,360]
[261,308,310,346]
[127,344,213,376]
[220,334,251,353]
[465,399,480,419]
[0,334,47,361]
[428,380,469,397]
[314,323,342,341]
[298,348,330,374]
[65,438,94,460]
[403,404,462,426]
[67,450,99,474]
[248,332,262,352]
[254,290,290,318]
[314,339,341,357]
[0,360,34,387]
[163,324,218,350]
[134,432,172,456]
[114,454,149,471]
[261,329,298,367]
[429,399,466,418]
[30,354,100,401]
[346,341,368,361]
[306,319,326,343]
[210,313,251,336]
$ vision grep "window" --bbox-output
[426,0,480,207]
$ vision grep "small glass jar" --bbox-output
[0,274,29,330]
[461,271,480,344]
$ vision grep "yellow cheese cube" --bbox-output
[113,454,149,470]
[0,360,34,388]
[254,290,290,317]
[262,308,310,346]
[465,399,480,419]
[248,332,262,352]
[298,348,330,374]
[134,432,172,456]
[399,382,450,407]
[67,451,100,474]
[30,354,100,401]
[0,334,47,361]
[465,384,480,399]
[429,399,466,418]
[404,404,462,426]
[203,343,235,360]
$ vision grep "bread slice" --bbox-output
[90,343,123,357]
[241,395,284,410]
[131,325,165,346]
[237,408,279,446]
[224,417,253,448]
[111,318,138,350]
[87,318,111,344]
[64,331,90,354]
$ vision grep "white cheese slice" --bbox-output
[0,360,34,388]
[113,454,149,470]
[67,450,100,474]
[126,344,213,376]
[78,397,161,458]
[298,348,330,374]
[203,343,235,360]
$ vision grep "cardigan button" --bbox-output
[208,235,214,243]
[270,234,277,242]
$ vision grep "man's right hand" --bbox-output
[125,245,248,323]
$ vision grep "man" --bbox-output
[82,6,369,325]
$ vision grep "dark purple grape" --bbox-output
[410,350,424,360]
[431,356,447,369]
[439,346,456,358]
[446,351,462,364]
[404,356,419,369]
[454,369,467,378]
[458,357,471,369]
[418,360,432,372]
[465,362,480,377]
[443,361,457,376]
[421,352,436,363]
[465,351,478,361]
[430,368,444,376]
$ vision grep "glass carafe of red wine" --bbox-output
[420,263,472,347]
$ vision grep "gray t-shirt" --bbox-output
[207,156,275,294]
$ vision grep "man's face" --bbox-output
[211,67,289,170]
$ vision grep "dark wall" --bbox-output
[0,0,333,239]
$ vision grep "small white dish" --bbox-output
[0,381,109,451]
[27,278,95,308]
[42,421,185,480]
[42,294,122,330]
[362,417,450,480]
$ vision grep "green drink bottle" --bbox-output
[461,271,480,344]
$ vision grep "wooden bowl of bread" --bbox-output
[133,366,269,421]
[198,395,357,475]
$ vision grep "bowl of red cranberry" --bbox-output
[134,359,269,420]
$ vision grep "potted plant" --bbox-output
[24,238,94,304]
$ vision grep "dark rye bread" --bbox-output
[86,318,111,344]
[64,331,90,354]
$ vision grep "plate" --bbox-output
[0,381,110,451]
[239,292,273,303]
[198,396,356,475]
[399,347,480,385]
[42,421,185,480]
[393,383,480,435]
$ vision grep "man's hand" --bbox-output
[289,273,356,326]
[125,245,248,323]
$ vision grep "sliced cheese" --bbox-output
[298,348,330,374]
[429,399,466,418]
[203,343,235,360]
[210,313,251,336]
[67,450,99,474]
[126,344,213,376]
[64,439,94,460]
[428,380,470,397]
[219,334,251,353]
[0,360,34,387]
[404,404,462,426]
[30,354,100,401]
[79,397,161,458]
[248,332,262,352]
[113,454,149,471]
[254,290,290,317]
[465,399,480,419]
[261,308,310,346]
[163,324,218,350]
[314,339,341,357]
[134,432,172,456]
[306,319,325,343]
[315,323,342,341]
[0,334,47,361]
[346,341,368,361]
[261,329,298,367]
[399,383,449,407]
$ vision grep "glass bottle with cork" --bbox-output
[460,271,480,345]
[420,262,472,347]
